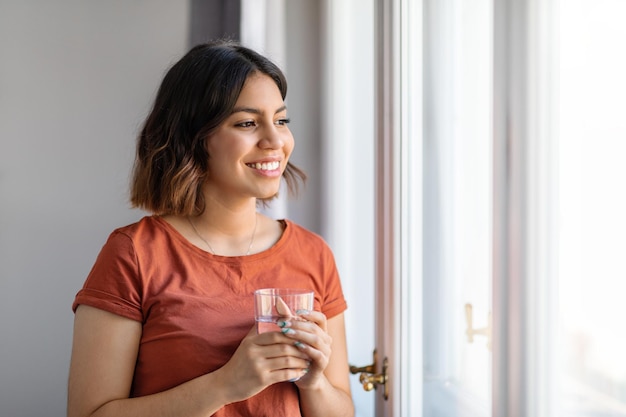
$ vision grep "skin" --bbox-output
[67,73,354,417]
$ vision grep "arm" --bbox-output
[68,305,310,417]
[67,305,228,417]
[281,312,354,417]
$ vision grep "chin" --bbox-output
[256,190,280,201]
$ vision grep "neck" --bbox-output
[187,201,258,256]
[198,199,257,234]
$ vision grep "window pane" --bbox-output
[559,1,626,415]
[422,0,492,415]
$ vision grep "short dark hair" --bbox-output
[130,40,306,215]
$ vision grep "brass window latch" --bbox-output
[465,303,492,350]
[349,349,389,400]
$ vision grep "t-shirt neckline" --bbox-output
[150,215,291,262]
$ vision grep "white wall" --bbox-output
[0,1,189,415]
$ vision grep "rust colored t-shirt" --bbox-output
[72,216,347,417]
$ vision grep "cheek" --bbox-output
[284,133,296,157]
[208,139,247,163]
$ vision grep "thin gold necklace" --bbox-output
[187,214,257,256]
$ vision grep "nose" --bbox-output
[258,124,286,150]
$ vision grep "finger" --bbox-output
[254,329,314,352]
[265,355,311,372]
[280,335,331,368]
[275,296,293,317]
[277,322,332,349]
[291,337,331,360]
[263,342,311,361]
[271,368,310,383]
[277,318,323,336]
[294,310,327,330]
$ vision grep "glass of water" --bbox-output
[254,288,314,334]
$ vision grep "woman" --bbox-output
[67,40,354,417]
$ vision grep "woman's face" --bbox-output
[204,73,295,204]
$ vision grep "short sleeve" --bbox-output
[72,230,144,322]
[319,241,348,320]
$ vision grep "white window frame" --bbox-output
[374,0,423,415]
[492,0,558,416]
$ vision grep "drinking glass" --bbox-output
[254,288,314,334]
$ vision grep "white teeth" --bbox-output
[249,161,280,171]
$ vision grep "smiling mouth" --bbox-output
[246,161,280,171]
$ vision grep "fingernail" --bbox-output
[289,376,301,382]
[281,328,296,335]
[294,341,306,349]
[295,309,310,316]
[277,320,290,328]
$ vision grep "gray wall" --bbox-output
[0,2,189,415]
[284,0,322,232]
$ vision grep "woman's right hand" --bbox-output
[215,325,311,403]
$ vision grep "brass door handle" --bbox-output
[359,367,387,391]
[349,363,375,374]
[349,349,389,400]
[465,303,492,350]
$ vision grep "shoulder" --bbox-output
[111,215,161,236]
[280,220,337,261]
[107,216,170,244]
[95,216,176,261]
[283,220,330,248]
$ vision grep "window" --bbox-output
[422,0,492,415]
[558,1,626,414]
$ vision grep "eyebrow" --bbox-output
[231,105,287,115]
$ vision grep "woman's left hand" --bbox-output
[277,310,332,389]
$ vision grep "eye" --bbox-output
[236,121,256,128]
[276,118,291,126]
